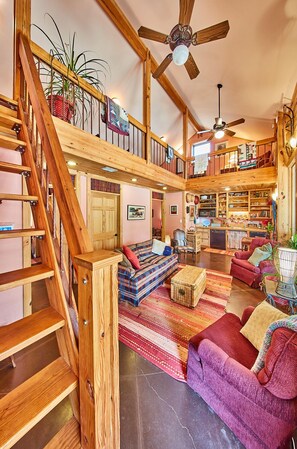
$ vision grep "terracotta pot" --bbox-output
[47,95,74,123]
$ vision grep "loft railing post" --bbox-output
[144,50,151,163]
[75,250,122,449]
[14,0,31,100]
[183,107,188,179]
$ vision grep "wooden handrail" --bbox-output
[19,35,93,258]
[150,131,186,162]
[30,40,146,133]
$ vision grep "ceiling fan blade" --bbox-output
[184,52,200,79]
[179,0,195,26]
[225,118,245,128]
[197,129,212,134]
[192,20,230,45]
[224,129,236,137]
[153,54,173,79]
[207,132,215,141]
[138,26,168,43]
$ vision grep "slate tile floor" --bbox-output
[1,251,295,449]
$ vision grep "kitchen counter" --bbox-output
[193,226,267,250]
[194,226,266,232]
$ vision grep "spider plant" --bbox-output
[33,14,109,122]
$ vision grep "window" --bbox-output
[192,141,211,157]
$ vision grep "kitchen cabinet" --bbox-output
[249,189,271,221]
[199,194,217,217]
[195,228,210,247]
[228,191,249,218]
[218,192,227,218]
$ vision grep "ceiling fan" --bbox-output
[138,0,230,80]
[197,84,245,140]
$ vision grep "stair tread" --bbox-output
[0,307,64,361]
[0,229,45,239]
[0,193,38,202]
[0,161,31,174]
[0,112,22,130]
[0,94,18,106]
[0,264,54,292]
[43,417,81,449]
[0,105,17,118]
[0,135,26,151]
[0,357,77,449]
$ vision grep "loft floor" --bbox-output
[1,251,294,449]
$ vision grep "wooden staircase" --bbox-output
[0,94,82,448]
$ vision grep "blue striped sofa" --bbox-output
[118,239,178,306]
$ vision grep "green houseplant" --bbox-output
[33,14,109,123]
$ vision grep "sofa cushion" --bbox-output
[152,239,166,255]
[123,245,141,270]
[257,327,297,399]
[231,257,261,273]
[248,243,272,267]
[114,248,133,268]
[189,312,258,369]
[240,301,288,351]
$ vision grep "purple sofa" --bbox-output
[230,237,277,288]
[187,307,297,449]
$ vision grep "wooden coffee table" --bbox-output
[171,265,206,308]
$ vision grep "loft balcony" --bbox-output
[32,40,277,192]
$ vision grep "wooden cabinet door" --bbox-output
[89,192,119,250]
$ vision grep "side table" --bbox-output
[263,276,297,315]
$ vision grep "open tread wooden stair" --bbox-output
[0,228,45,239]
[0,357,78,449]
[0,193,38,203]
[0,112,22,132]
[0,264,54,292]
[42,417,82,449]
[0,161,31,175]
[0,134,26,151]
[0,307,64,361]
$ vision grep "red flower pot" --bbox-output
[47,95,74,123]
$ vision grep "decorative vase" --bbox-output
[47,95,74,123]
[274,247,297,298]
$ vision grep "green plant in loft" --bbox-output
[287,233,297,250]
[33,14,109,122]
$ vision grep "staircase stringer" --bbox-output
[18,100,79,382]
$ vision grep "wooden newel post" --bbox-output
[74,250,123,449]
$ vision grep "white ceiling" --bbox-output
[117,0,297,141]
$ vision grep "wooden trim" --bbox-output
[144,50,151,163]
[183,108,189,177]
[14,0,31,99]
[19,35,93,257]
[22,176,32,317]
[94,0,202,131]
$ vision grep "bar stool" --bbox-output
[241,237,253,251]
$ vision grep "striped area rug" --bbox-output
[203,247,236,256]
[119,268,232,382]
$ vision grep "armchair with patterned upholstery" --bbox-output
[171,229,194,261]
[230,237,277,288]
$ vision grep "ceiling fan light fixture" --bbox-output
[289,136,297,148]
[172,44,189,65]
[214,129,225,139]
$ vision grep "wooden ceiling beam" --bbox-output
[95,0,203,131]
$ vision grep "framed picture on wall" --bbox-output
[215,141,227,151]
[127,205,146,220]
[170,205,178,215]
[189,205,195,220]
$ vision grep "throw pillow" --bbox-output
[114,248,133,268]
[163,246,173,256]
[122,245,141,270]
[248,243,272,267]
[240,301,288,351]
[152,239,166,256]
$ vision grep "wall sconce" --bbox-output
[283,104,297,149]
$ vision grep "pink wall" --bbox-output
[152,199,162,229]
[122,184,151,245]
[0,149,23,325]
[165,192,183,238]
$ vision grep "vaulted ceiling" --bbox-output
[117,0,297,141]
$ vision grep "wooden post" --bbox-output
[183,107,189,179]
[14,0,31,100]
[75,250,122,449]
[144,50,151,163]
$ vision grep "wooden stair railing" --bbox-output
[0,33,121,448]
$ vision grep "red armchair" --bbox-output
[230,237,277,288]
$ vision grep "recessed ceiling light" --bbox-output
[67,160,77,167]
[131,178,137,182]
[163,186,167,190]
[157,183,165,186]
[102,166,118,173]
[224,187,231,191]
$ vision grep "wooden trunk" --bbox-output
[171,266,206,308]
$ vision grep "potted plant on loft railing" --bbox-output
[33,14,109,123]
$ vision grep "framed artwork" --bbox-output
[127,205,146,220]
[215,141,227,151]
[189,205,195,220]
[170,205,178,215]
